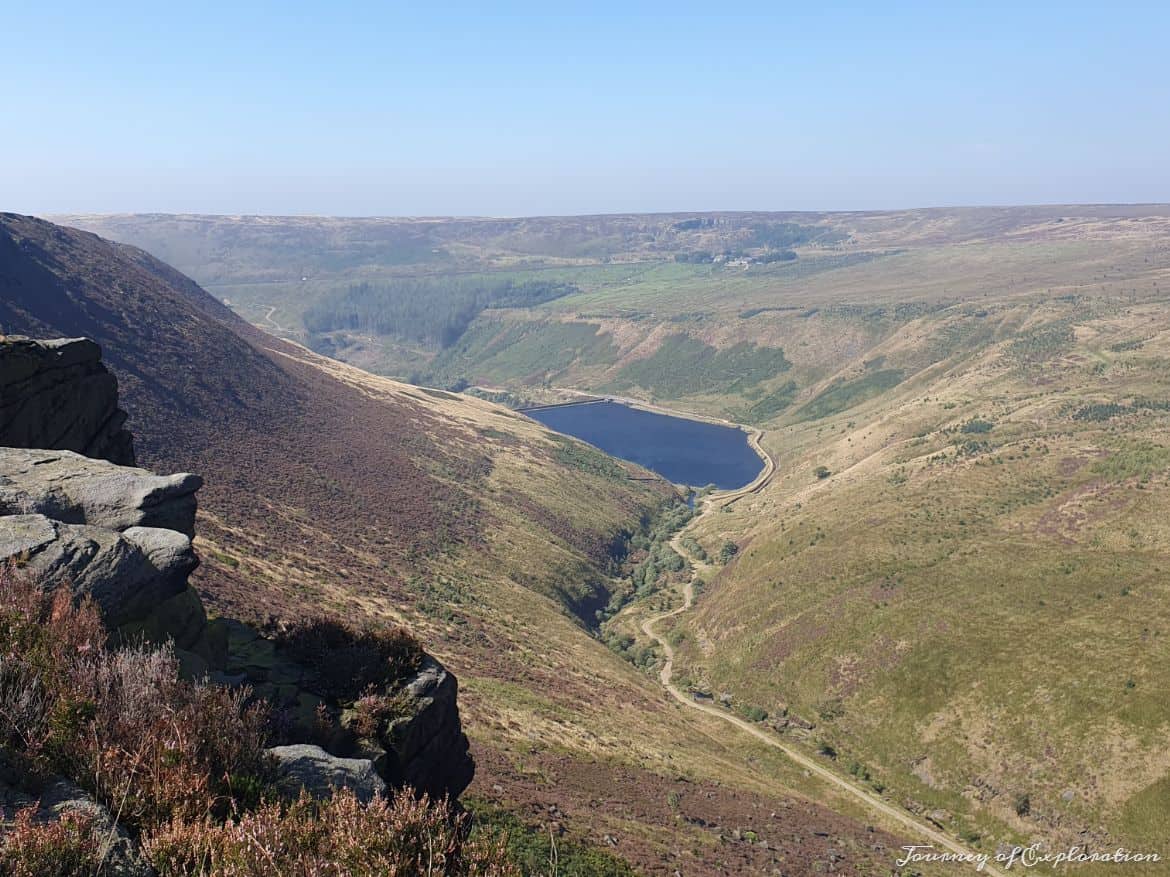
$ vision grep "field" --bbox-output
[57,205,1170,869]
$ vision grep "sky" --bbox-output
[5,1,1169,216]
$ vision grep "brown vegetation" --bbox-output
[143,789,515,877]
[0,566,272,830]
[272,617,423,702]
[0,567,518,875]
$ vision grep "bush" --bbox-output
[738,704,768,722]
[0,806,105,877]
[274,617,424,702]
[960,418,995,434]
[59,645,273,829]
[350,691,415,738]
[0,566,273,831]
[679,536,707,561]
[718,541,739,563]
[1014,793,1031,816]
[144,788,517,877]
[813,466,831,479]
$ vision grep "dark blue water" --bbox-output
[526,401,763,490]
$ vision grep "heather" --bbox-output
[144,789,516,877]
[272,616,423,702]
[0,567,512,875]
[0,565,272,830]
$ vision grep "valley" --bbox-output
[44,206,1170,872]
[2,213,939,875]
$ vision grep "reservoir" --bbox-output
[525,401,764,490]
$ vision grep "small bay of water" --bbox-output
[525,401,763,490]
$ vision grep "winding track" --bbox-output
[640,432,1007,876]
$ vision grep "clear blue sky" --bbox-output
[5,1,1169,216]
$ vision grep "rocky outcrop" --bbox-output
[0,336,475,805]
[0,513,197,630]
[268,744,388,803]
[220,622,475,801]
[376,658,475,800]
[0,448,201,536]
[0,337,134,465]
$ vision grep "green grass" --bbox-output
[550,435,628,481]
[605,334,790,399]
[794,369,904,421]
[737,380,799,422]
[1090,441,1170,480]
[465,798,638,876]
[428,319,618,385]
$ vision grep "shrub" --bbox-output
[0,566,273,831]
[813,465,831,479]
[718,541,739,563]
[59,645,273,829]
[350,691,415,738]
[143,788,517,877]
[1072,403,1127,422]
[679,536,707,561]
[0,806,104,877]
[816,698,845,721]
[274,617,424,702]
[738,704,768,722]
[960,418,995,434]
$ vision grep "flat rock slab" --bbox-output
[0,448,201,536]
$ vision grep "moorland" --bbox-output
[57,205,1170,872]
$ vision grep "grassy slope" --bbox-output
[239,347,926,875]
[672,299,1170,863]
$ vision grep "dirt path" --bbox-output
[641,446,1007,876]
[262,306,286,333]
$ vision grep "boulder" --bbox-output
[0,513,196,629]
[0,770,152,877]
[0,336,134,465]
[378,658,474,800]
[0,448,201,537]
[268,744,387,804]
[118,586,208,652]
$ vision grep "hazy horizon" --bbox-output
[40,199,1170,222]
[7,2,1170,216]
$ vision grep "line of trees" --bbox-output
[303,277,579,348]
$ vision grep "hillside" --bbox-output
[670,285,1170,860]
[60,207,1170,424]
[0,213,926,874]
[59,206,1170,869]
